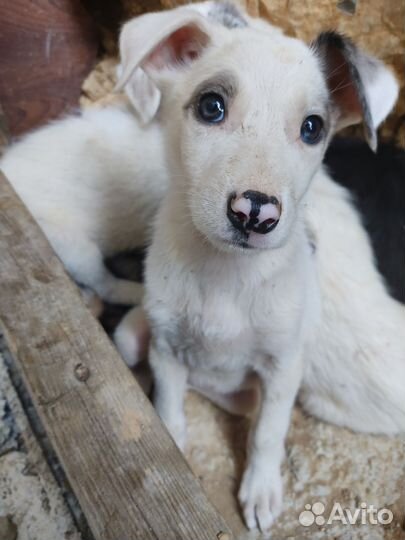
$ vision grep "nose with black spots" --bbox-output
[227,190,281,235]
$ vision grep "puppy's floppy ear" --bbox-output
[116,8,213,124]
[313,32,398,151]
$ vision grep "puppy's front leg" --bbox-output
[149,340,188,451]
[239,348,303,534]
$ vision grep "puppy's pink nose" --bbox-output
[227,190,281,235]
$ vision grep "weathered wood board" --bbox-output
[0,171,233,540]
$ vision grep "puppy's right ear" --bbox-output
[116,8,213,124]
[313,32,398,151]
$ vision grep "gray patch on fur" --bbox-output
[208,2,248,29]
[305,224,317,255]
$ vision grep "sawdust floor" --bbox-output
[185,391,405,540]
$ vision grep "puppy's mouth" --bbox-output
[214,225,280,251]
[231,239,255,250]
[232,233,254,249]
[219,231,259,250]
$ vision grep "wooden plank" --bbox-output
[0,171,233,540]
[0,0,98,136]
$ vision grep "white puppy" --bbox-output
[301,171,405,434]
[0,102,167,304]
[116,5,400,534]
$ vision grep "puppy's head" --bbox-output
[117,3,398,252]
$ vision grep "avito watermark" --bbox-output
[299,501,393,527]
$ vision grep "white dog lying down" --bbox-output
[1,1,404,533]
[111,3,405,533]
[0,102,165,305]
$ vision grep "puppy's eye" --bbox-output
[300,115,324,144]
[197,92,226,124]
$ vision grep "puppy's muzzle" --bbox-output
[227,190,281,235]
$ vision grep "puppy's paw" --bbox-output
[238,462,283,534]
[159,410,187,452]
[167,419,187,452]
[114,307,150,368]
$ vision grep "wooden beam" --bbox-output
[0,171,233,540]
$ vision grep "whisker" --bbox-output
[329,80,354,95]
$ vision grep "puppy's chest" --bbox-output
[197,289,252,341]
[169,285,282,369]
